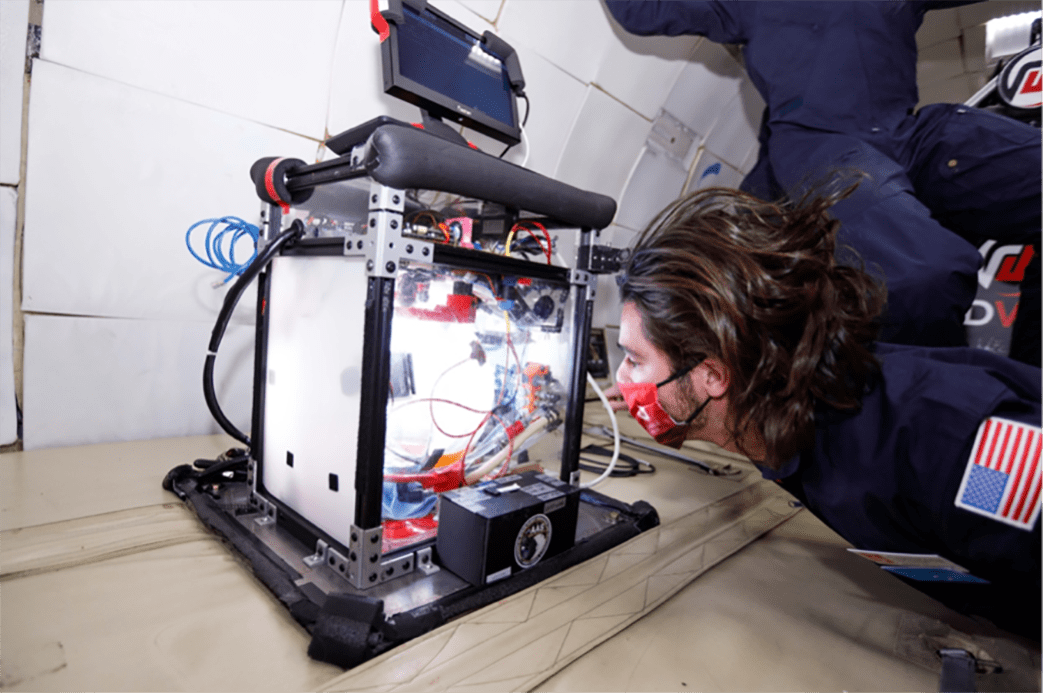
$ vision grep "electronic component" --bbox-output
[436,470,579,586]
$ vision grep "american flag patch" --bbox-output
[954,417,1042,531]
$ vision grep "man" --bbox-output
[605,0,1042,365]
[609,186,1041,637]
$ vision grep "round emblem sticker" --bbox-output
[999,45,1042,109]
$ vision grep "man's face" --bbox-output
[615,301,699,424]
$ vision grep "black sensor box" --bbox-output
[436,470,579,587]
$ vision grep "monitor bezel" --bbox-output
[381,0,522,147]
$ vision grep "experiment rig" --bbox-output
[165,0,654,669]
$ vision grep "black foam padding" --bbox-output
[308,615,372,669]
[364,125,617,229]
[249,156,314,207]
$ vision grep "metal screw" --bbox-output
[386,262,396,273]
[369,573,377,583]
[405,244,414,254]
[370,534,380,544]
[366,260,374,271]
[369,217,377,228]
[390,220,398,230]
[421,554,429,564]
[385,568,394,577]
[351,531,358,542]
[422,247,430,257]
[392,194,401,205]
[349,551,357,561]
[356,240,363,249]
[402,562,411,570]
[371,194,378,204]
[370,554,379,564]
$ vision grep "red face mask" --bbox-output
[618,365,710,449]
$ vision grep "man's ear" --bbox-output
[691,358,730,398]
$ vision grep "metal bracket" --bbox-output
[365,182,432,277]
[248,489,278,524]
[415,546,439,575]
[569,268,596,301]
[309,523,412,589]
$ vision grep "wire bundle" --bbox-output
[186,216,261,285]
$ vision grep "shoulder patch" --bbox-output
[955,417,1041,531]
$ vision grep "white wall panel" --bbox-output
[22,314,254,450]
[701,78,763,172]
[554,86,650,201]
[915,7,961,50]
[915,38,966,87]
[466,46,588,177]
[40,0,341,139]
[499,0,618,85]
[22,60,315,324]
[457,0,504,24]
[0,0,28,186]
[1,186,17,444]
[595,30,698,122]
[615,146,687,232]
[499,0,696,121]
[662,40,745,142]
[684,149,745,195]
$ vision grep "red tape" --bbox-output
[263,157,291,214]
[371,0,390,42]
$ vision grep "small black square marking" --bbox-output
[286,451,294,467]
[329,473,339,491]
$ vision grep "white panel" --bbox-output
[22,61,315,323]
[595,29,698,121]
[0,0,28,186]
[916,7,961,49]
[22,314,254,450]
[958,1,1042,30]
[262,256,366,548]
[1,185,17,444]
[917,72,978,108]
[684,148,745,195]
[701,79,763,172]
[962,24,988,74]
[615,146,687,232]
[465,46,588,176]
[916,38,966,86]
[325,0,429,139]
[40,0,340,139]
[554,86,651,201]
[457,0,504,24]
[499,0,618,85]
[663,40,745,142]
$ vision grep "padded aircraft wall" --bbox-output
[0,0,1037,449]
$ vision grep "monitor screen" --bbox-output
[383,2,521,145]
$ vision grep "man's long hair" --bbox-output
[618,186,886,467]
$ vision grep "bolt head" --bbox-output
[386,261,396,273]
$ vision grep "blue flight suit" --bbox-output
[605,1,1042,362]
[758,344,1042,636]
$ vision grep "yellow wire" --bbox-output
[504,228,517,257]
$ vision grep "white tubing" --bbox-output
[465,416,549,485]
[581,372,621,488]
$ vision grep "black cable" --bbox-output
[499,92,531,159]
[203,219,305,446]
